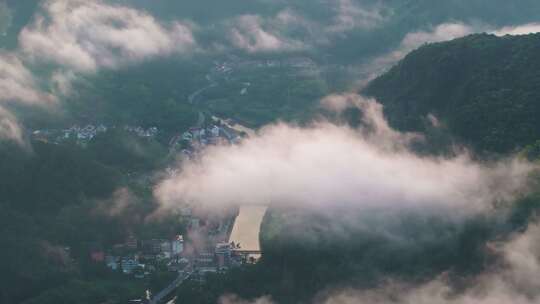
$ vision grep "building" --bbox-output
[195,252,217,275]
[210,125,220,137]
[106,256,119,271]
[215,242,233,270]
[195,252,214,268]
[141,239,164,254]
[121,257,141,274]
[172,235,184,256]
[160,240,172,258]
[125,235,138,251]
[182,132,193,141]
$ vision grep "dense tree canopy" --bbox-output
[364,33,540,154]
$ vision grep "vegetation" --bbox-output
[175,198,540,304]
[202,66,329,127]
[4,2,540,303]
[365,33,540,154]
[176,32,540,304]
[0,138,184,304]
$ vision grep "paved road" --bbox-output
[148,272,191,304]
[188,74,217,105]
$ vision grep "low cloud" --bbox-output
[0,52,55,143]
[212,218,540,304]
[19,0,197,73]
[0,52,56,105]
[155,94,533,213]
[492,23,540,36]
[94,187,138,217]
[228,14,306,53]
[219,295,274,304]
[0,106,24,144]
[325,0,387,34]
[225,0,388,53]
[0,0,198,142]
[356,22,478,88]
[319,220,540,304]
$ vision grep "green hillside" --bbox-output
[364,33,540,154]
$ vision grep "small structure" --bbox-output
[125,235,138,251]
[172,235,184,256]
[106,255,119,271]
[215,242,233,270]
[121,257,141,274]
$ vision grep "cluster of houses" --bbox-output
[214,56,316,74]
[169,124,239,161]
[32,124,159,145]
[90,229,249,280]
[90,235,186,278]
[186,209,257,276]
[32,124,108,143]
[123,126,159,138]
[189,241,247,276]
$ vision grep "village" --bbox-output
[31,119,256,276]
[28,63,263,303]
[87,205,259,287]
[167,116,247,165]
[31,124,159,145]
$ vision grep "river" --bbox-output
[228,205,268,253]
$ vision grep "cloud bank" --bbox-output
[0,52,55,105]
[155,94,533,213]
[0,52,55,142]
[228,14,306,53]
[224,0,388,53]
[0,0,197,142]
[356,22,478,87]
[492,23,540,36]
[325,0,387,34]
[316,220,540,304]
[19,0,196,73]
[0,106,24,144]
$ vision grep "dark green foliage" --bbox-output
[522,140,540,160]
[20,279,144,304]
[364,33,540,153]
[62,58,203,138]
[0,141,120,214]
[177,206,515,304]
[203,67,328,127]
[0,139,184,303]
[86,129,167,174]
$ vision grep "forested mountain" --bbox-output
[174,34,540,304]
[3,1,540,304]
[364,33,540,153]
[0,137,179,304]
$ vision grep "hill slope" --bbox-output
[364,33,540,153]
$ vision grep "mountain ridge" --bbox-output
[364,32,540,153]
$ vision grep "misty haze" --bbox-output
[2,1,540,304]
